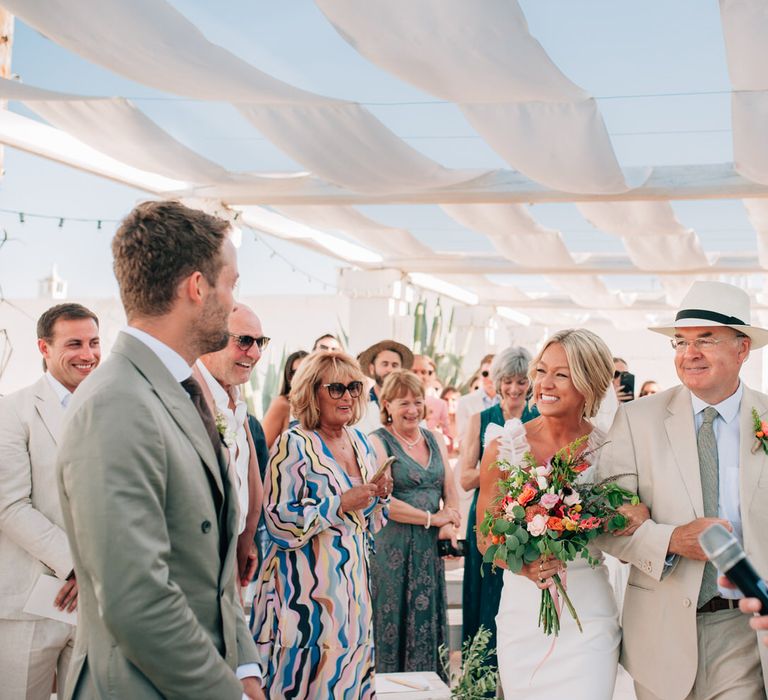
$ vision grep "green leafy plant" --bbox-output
[439,626,498,699]
[413,298,471,388]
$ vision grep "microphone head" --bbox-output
[699,523,744,571]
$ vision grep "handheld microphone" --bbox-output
[699,524,768,614]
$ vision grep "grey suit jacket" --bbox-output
[597,383,768,700]
[57,332,258,700]
[0,375,73,618]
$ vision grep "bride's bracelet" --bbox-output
[424,510,432,529]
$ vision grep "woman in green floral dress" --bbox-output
[368,370,461,676]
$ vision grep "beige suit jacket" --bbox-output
[0,375,73,619]
[57,332,257,700]
[597,383,768,700]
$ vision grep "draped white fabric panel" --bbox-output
[720,0,768,184]
[743,199,768,268]
[274,205,432,258]
[577,202,689,237]
[577,202,709,270]
[438,275,531,304]
[0,77,320,191]
[622,232,709,271]
[548,275,625,309]
[237,104,481,193]
[441,204,575,268]
[720,0,768,90]
[4,0,485,194]
[316,0,634,194]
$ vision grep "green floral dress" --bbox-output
[369,427,448,676]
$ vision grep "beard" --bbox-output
[374,371,388,388]
[192,295,230,357]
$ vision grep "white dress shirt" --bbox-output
[691,382,744,599]
[121,329,260,686]
[196,360,250,535]
[45,372,72,408]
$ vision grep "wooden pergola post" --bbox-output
[0,10,14,179]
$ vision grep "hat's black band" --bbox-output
[676,308,749,326]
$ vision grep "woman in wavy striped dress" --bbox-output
[250,352,392,699]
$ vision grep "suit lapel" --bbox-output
[664,387,703,517]
[739,386,767,517]
[33,376,64,445]
[112,333,225,499]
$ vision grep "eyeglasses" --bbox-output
[229,334,271,352]
[670,337,742,353]
[322,381,364,399]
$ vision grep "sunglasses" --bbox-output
[322,381,363,399]
[229,333,271,352]
[613,370,622,379]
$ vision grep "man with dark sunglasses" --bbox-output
[197,304,267,588]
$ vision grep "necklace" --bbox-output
[392,426,423,449]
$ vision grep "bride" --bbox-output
[476,329,647,699]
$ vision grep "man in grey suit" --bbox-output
[57,201,264,699]
[0,303,100,699]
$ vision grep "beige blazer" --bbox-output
[0,375,73,619]
[597,383,768,700]
[57,332,258,700]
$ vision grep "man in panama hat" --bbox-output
[598,280,768,700]
[356,340,414,434]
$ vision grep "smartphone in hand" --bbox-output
[438,539,467,557]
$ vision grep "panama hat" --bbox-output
[649,280,768,349]
[358,340,414,377]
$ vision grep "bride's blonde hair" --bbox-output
[529,329,613,418]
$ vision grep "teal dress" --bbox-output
[462,403,538,672]
[370,427,448,677]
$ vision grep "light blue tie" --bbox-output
[697,406,719,608]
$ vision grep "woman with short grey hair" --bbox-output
[458,345,538,676]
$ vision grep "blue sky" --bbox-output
[0,0,756,300]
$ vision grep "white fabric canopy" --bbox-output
[316,0,636,194]
[720,0,768,184]
[3,0,486,194]
[743,199,768,268]
[548,275,626,309]
[578,202,709,271]
[0,77,325,191]
[274,205,432,258]
[441,203,574,268]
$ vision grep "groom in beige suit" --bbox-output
[599,281,768,700]
[0,303,100,699]
[57,201,264,699]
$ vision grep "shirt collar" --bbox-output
[45,372,71,408]
[122,326,191,383]
[691,381,743,424]
[195,359,240,409]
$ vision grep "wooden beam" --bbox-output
[0,10,13,179]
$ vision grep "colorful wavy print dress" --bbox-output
[250,425,389,699]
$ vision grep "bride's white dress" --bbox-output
[486,419,621,700]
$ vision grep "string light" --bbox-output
[0,207,121,228]
[246,227,339,293]
[0,207,339,292]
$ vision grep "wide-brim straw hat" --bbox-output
[649,280,768,349]
[358,340,414,376]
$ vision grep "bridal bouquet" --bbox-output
[479,435,637,636]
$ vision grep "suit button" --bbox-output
[201,520,212,533]
[683,598,691,608]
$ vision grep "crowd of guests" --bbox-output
[2,199,767,700]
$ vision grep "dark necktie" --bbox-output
[181,377,224,465]
[697,406,719,607]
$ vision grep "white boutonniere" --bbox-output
[214,411,236,449]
